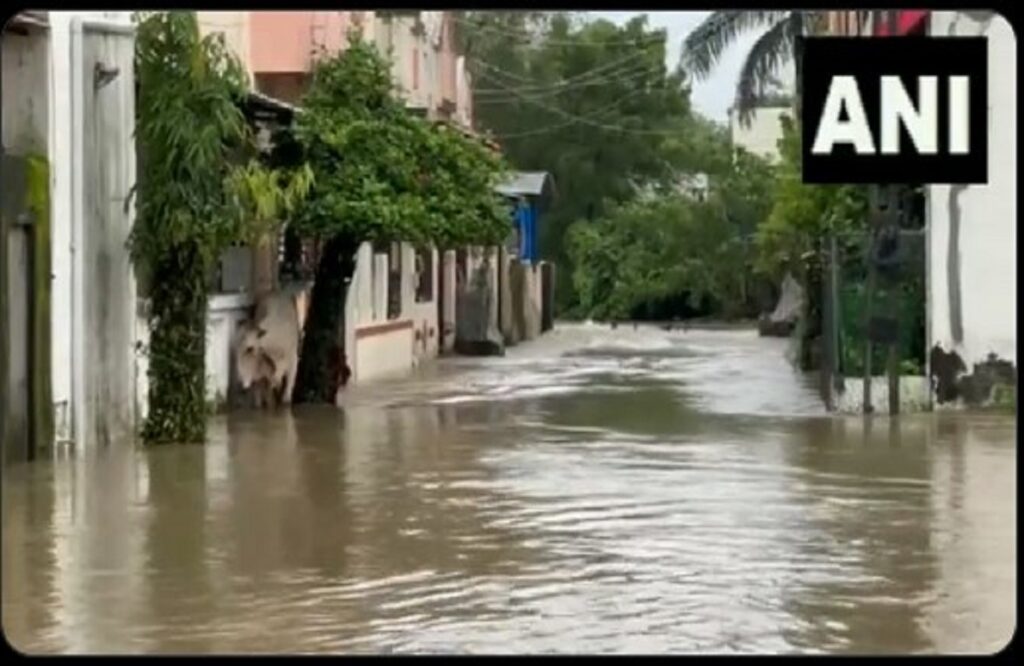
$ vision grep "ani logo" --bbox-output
[800,37,987,184]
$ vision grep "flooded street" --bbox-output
[2,324,1016,654]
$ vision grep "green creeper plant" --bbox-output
[131,12,300,443]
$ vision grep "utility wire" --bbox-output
[472,64,661,103]
[474,70,686,137]
[469,46,654,94]
[483,96,634,138]
[451,14,670,49]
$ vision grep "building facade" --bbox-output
[926,11,1016,409]
[2,11,138,460]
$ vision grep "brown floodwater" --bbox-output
[2,324,1016,654]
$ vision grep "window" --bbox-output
[415,246,433,302]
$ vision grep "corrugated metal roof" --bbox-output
[247,91,301,117]
[494,171,553,198]
[5,11,49,32]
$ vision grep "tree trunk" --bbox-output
[143,242,209,444]
[293,233,359,404]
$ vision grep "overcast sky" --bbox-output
[588,11,792,123]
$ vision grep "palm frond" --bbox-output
[733,17,798,127]
[679,11,789,81]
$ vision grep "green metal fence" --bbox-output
[821,229,927,412]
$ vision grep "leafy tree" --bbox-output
[131,12,307,443]
[289,33,511,404]
[754,116,867,281]
[457,12,704,310]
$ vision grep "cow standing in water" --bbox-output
[234,291,301,408]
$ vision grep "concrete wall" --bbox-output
[23,12,138,452]
[729,106,789,163]
[455,55,473,128]
[926,12,1017,408]
[439,249,457,352]
[205,293,255,406]
[833,377,932,415]
[197,12,251,78]
[508,261,544,344]
[374,13,431,110]
[344,241,439,385]
[2,24,51,463]
[2,30,49,154]
[137,284,313,418]
[75,19,138,449]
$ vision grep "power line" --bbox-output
[472,63,662,103]
[451,14,670,49]
[483,96,633,139]
[474,71,686,137]
[470,46,653,92]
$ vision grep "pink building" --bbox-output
[198,11,472,127]
[196,11,482,394]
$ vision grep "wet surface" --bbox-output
[2,324,1016,654]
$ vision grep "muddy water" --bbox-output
[2,324,1016,654]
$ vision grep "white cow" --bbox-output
[234,291,301,407]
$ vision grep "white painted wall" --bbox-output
[37,12,138,449]
[729,106,789,163]
[344,241,440,385]
[1,31,49,154]
[47,12,133,444]
[834,377,932,414]
[455,56,473,129]
[205,293,254,405]
[196,12,251,79]
[927,12,1016,374]
[353,327,416,383]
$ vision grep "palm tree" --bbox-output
[679,11,829,127]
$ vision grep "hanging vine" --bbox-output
[131,12,306,443]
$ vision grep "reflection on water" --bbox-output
[2,324,1016,654]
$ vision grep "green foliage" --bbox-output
[131,12,296,443]
[226,159,314,242]
[567,186,766,321]
[292,32,511,249]
[290,32,511,403]
[458,12,707,309]
[837,280,925,377]
[566,124,777,321]
[130,12,253,271]
[755,115,868,282]
[990,384,1016,412]
[27,154,54,453]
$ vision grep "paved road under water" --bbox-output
[2,324,1016,654]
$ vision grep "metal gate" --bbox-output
[821,227,927,413]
